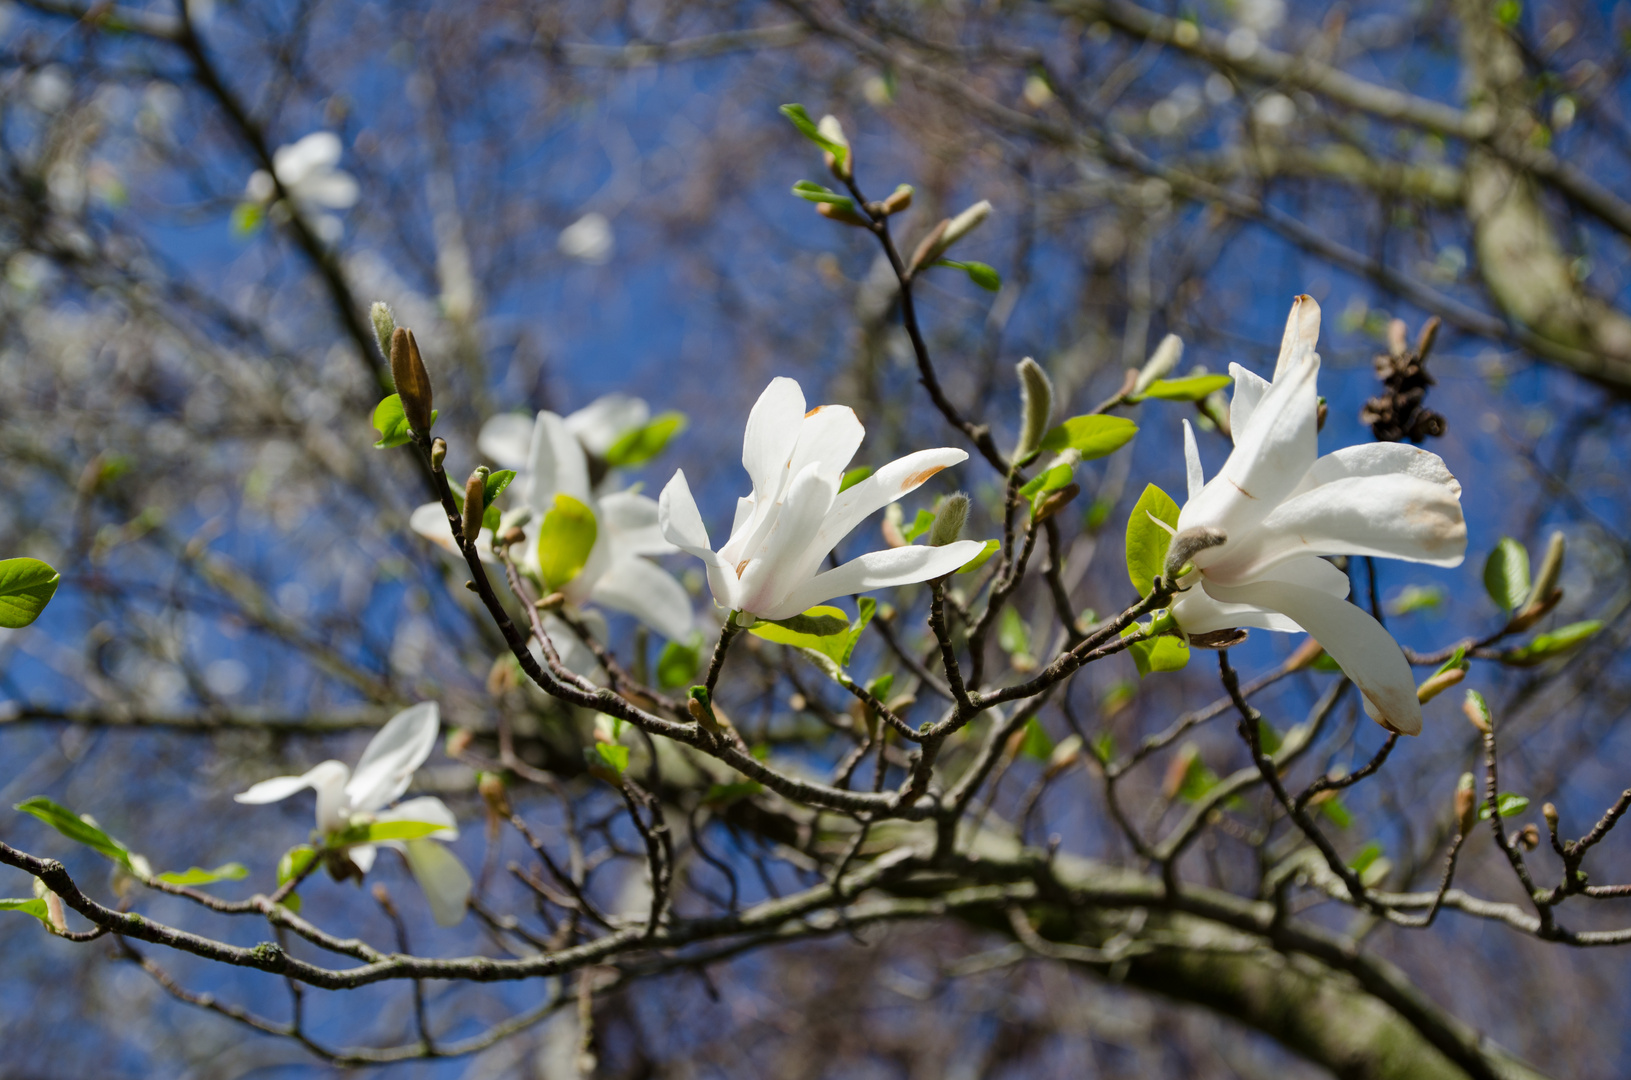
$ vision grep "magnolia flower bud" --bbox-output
[929,493,969,547]
[818,114,851,179]
[445,727,473,758]
[941,199,992,249]
[390,327,434,435]
[880,184,913,215]
[430,437,447,472]
[1510,531,1565,632]
[1455,772,1478,835]
[908,219,950,274]
[1416,665,1466,703]
[1543,801,1559,835]
[1518,823,1541,851]
[1165,526,1227,581]
[1463,689,1492,735]
[816,201,871,227]
[370,301,396,360]
[477,771,512,818]
[1032,482,1081,524]
[1045,734,1084,778]
[1013,358,1054,464]
[1133,334,1184,395]
[500,525,526,548]
[463,466,489,544]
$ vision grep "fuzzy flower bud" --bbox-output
[463,466,489,544]
[370,302,396,360]
[1463,689,1492,735]
[1133,334,1184,395]
[1510,531,1566,632]
[1455,772,1478,835]
[1013,357,1054,464]
[929,493,970,547]
[1416,665,1466,703]
[1543,801,1559,836]
[390,327,434,435]
[941,199,992,249]
[880,184,913,215]
[430,437,447,472]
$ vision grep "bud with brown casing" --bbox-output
[908,220,950,275]
[1518,823,1541,851]
[1463,689,1492,734]
[880,184,913,215]
[430,437,447,472]
[463,467,488,544]
[816,202,870,227]
[1455,772,1478,835]
[1508,531,1565,633]
[1416,665,1466,703]
[390,327,434,435]
[478,771,512,818]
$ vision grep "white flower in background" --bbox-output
[559,212,614,265]
[410,402,692,642]
[657,377,984,622]
[1168,295,1467,735]
[233,702,471,925]
[477,394,651,480]
[245,132,359,243]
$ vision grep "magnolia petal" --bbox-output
[1290,442,1462,498]
[403,839,473,926]
[1227,362,1270,444]
[1172,585,1301,635]
[565,394,649,458]
[298,170,359,210]
[1272,294,1321,382]
[527,411,591,512]
[657,470,719,561]
[376,796,459,840]
[590,555,695,640]
[1177,350,1319,555]
[350,843,378,874]
[742,377,807,504]
[808,448,970,558]
[737,464,838,616]
[235,759,351,835]
[601,491,675,557]
[766,540,986,621]
[1183,419,1204,502]
[786,405,865,492]
[408,502,495,563]
[478,413,535,470]
[1210,578,1422,736]
[1203,475,1467,585]
[345,702,440,814]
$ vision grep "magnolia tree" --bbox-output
[4,1,1631,1077]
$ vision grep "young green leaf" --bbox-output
[749,605,854,665]
[1174,751,1218,801]
[1019,462,1075,501]
[371,393,437,449]
[593,742,631,774]
[934,259,1001,291]
[790,181,856,209]
[1090,732,1116,764]
[482,470,517,509]
[1037,415,1138,458]
[0,898,52,925]
[157,863,250,887]
[1133,373,1233,401]
[1348,840,1384,874]
[839,466,873,492]
[1503,620,1602,665]
[1319,797,1353,829]
[901,508,936,544]
[1019,717,1054,761]
[998,606,1031,657]
[1483,537,1531,612]
[1432,645,1468,678]
[1479,792,1530,820]
[331,820,450,847]
[1124,483,1181,596]
[278,845,317,887]
[14,796,134,869]
[843,597,878,667]
[657,635,703,689]
[778,104,849,167]
[0,558,60,629]
[604,412,687,468]
[1121,623,1189,676]
[536,494,598,591]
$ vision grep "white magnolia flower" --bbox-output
[1169,295,1467,735]
[657,377,985,622]
[476,394,651,479]
[410,405,692,641]
[234,702,471,925]
[559,212,614,264]
[246,132,359,243]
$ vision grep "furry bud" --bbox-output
[390,328,434,435]
[929,493,969,547]
[463,467,489,544]
[1013,358,1054,464]
[1455,772,1478,836]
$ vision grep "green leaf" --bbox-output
[1122,623,1190,677]
[866,672,895,702]
[604,412,688,468]
[791,181,856,210]
[0,558,60,629]
[1348,840,1384,874]
[1019,717,1054,761]
[934,259,1001,291]
[1037,415,1139,458]
[1464,689,1492,729]
[1174,751,1218,801]
[1125,483,1181,596]
[536,494,598,591]
[844,597,877,667]
[901,508,936,543]
[0,898,51,925]
[331,820,451,847]
[779,104,848,168]
[1090,732,1115,764]
[231,201,264,236]
[14,797,133,869]
[749,605,853,666]
[1256,719,1283,755]
[657,635,702,689]
[998,606,1030,656]
[593,742,630,774]
[1483,537,1531,612]
[1019,462,1075,501]
[840,466,872,492]
[1388,584,1446,617]
[1505,620,1602,665]
[482,470,517,509]
[956,539,1000,574]
[1311,651,1343,672]
[1319,797,1353,829]
[157,863,249,887]
[703,780,763,806]
[1480,793,1530,820]
[371,394,438,449]
[277,845,317,887]
[1432,646,1467,678]
[1134,374,1233,401]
